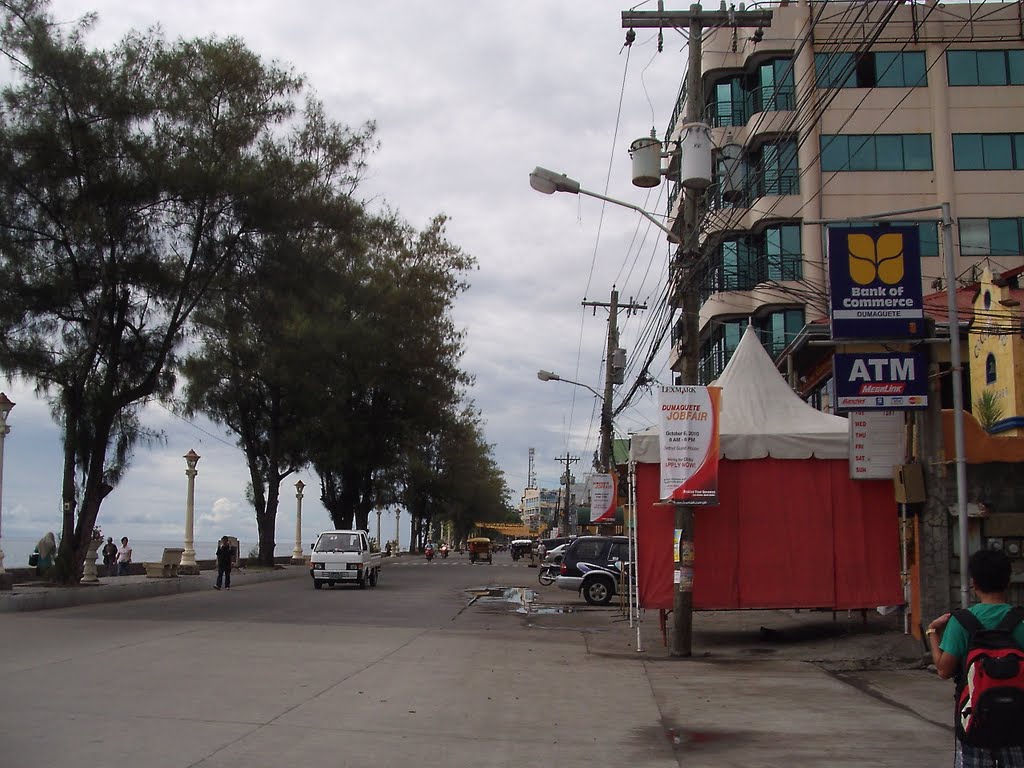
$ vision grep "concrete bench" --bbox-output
[143,548,185,578]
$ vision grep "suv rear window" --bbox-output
[572,539,608,561]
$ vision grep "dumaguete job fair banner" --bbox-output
[589,473,617,523]
[657,385,721,505]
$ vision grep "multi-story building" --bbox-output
[662,0,1024,395]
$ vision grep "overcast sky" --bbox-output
[0,1,684,553]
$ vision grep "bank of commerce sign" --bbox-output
[828,226,924,339]
[657,386,721,505]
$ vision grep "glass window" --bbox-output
[1017,136,1024,168]
[816,52,855,89]
[989,219,1022,257]
[918,222,939,258]
[959,219,990,256]
[903,135,933,170]
[983,134,1014,169]
[947,51,977,86]
[978,50,1008,85]
[820,135,847,172]
[986,354,997,385]
[1010,50,1024,85]
[875,135,904,170]
[573,540,606,561]
[847,135,874,171]
[903,51,927,86]
[953,134,984,170]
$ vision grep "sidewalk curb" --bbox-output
[0,566,305,613]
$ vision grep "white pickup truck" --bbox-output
[309,530,382,590]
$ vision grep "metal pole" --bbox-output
[941,202,970,608]
[0,398,9,575]
[292,481,304,562]
[601,289,619,473]
[181,450,200,571]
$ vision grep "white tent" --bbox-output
[631,325,850,462]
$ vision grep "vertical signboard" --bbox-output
[657,386,721,505]
[828,226,924,339]
[589,473,617,523]
[849,410,906,480]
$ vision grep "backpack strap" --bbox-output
[996,605,1024,635]
[953,608,983,642]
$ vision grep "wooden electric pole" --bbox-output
[555,453,580,535]
[622,2,773,657]
[583,288,647,473]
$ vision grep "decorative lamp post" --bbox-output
[292,480,305,563]
[395,509,400,557]
[0,392,14,577]
[375,505,383,552]
[180,449,200,574]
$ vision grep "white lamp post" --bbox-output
[180,449,200,574]
[395,509,400,556]
[529,166,682,244]
[0,393,14,576]
[375,505,383,551]
[292,480,305,563]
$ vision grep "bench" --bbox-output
[143,548,185,578]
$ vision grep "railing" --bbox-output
[704,85,796,128]
[698,253,804,304]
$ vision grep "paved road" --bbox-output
[0,552,956,767]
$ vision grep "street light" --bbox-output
[180,449,200,574]
[529,166,682,244]
[537,370,613,475]
[292,480,305,563]
[0,392,14,576]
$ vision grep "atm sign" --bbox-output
[833,352,928,411]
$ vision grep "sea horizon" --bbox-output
[1,535,263,569]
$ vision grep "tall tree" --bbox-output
[0,1,300,581]
[182,103,374,565]
[311,214,476,532]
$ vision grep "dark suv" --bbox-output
[555,535,630,605]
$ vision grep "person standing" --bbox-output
[928,549,1024,768]
[215,536,235,590]
[101,536,117,576]
[116,537,132,576]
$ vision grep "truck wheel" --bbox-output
[358,574,366,589]
[370,569,379,587]
[313,580,322,590]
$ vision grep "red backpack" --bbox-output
[953,606,1024,748]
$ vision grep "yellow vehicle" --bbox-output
[467,537,493,564]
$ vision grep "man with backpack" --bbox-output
[928,549,1024,768]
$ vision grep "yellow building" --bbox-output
[969,267,1024,436]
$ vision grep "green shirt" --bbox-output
[939,603,1024,662]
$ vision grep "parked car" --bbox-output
[555,535,631,605]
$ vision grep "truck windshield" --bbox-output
[314,534,362,553]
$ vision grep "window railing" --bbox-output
[704,85,796,128]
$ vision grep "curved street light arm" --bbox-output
[576,185,683,245]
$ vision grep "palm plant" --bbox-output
[974,390,1005,431]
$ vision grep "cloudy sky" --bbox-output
[0,1,684,554]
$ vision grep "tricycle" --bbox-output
[467,537,492,564]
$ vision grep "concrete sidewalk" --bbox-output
[0,564,305,612]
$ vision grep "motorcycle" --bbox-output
[425,546,435,561]
[440,546,449,559]
[538,561,559,586]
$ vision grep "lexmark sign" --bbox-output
[828,226,925,339]
[833,352,928,411]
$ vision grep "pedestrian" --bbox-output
[215,536,235,590]
[928,548,1024,768]
[34,531,57,576]
[101,536,117,576]
[116,536,132,576]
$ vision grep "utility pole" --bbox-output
[582,287,647,472]
[622,3,772,657]
[555,453,580,535]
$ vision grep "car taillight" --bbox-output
[560,561,568,575]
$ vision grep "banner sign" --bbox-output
[828,226,924,339]
[834,352,928,411]
[657,385,721,505]
[589,473,617,523]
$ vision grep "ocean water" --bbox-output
[1,536,260,568]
